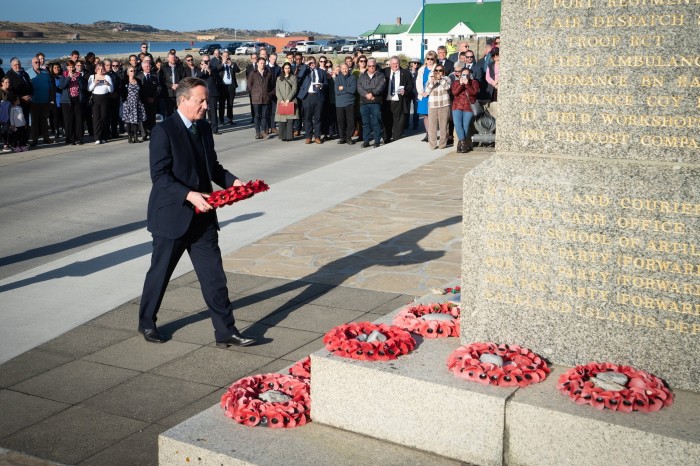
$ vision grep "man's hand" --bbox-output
[186,191,212,212]
[232,179,244,187]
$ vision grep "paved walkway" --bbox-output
[0,136,490,464]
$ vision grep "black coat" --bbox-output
[6,69,33,98]
[383,67,415,114]
[218,62,240,90]
[162,64,185,97]
[137,71,165,103]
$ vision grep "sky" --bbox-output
[3,0,434,37]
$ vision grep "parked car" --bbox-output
[324,39,348,52]
[224,42,243,53]
[361,39,387,53]
[236,41,276,55]
[199,43,223,55]
[282,40,302,53]
[294,41,322,54]
[340,40,359,53]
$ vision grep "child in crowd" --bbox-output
[9,95,29,152]
[0,77,11,152]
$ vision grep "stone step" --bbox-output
[159,403,461,466]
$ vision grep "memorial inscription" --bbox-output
[498,0,700,161]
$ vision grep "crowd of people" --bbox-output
[0,37,501,153]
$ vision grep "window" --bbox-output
[396,40,403,52]
[423,39,428,51]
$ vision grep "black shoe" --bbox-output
[76,140,83,145]
[337,139,346,144]
[361,141,370,148]
[216,328,258,348]
[374,143,380,148]
[139,327,167,344]
[384,138,391,144]
[213,131,222,135]
[421,135,428,142]
[347,139,355,145]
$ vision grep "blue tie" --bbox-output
[390,72,396,96]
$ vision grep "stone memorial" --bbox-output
[462,0,700,392]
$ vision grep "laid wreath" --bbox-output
[289,356,311,380]
[447,342,550,387]
[393,302,460,338]
[557,362,674,413]
[221,373,310,428]
[323,322,416,361]
[196,179,270,214]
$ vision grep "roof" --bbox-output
[359,29,376,38]
[372,24,411,35]
[407,1,501,34]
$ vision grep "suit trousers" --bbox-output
[220,85,236,122]
[302,93,322,139]
[382,99,405,142]
[428,106,450,149]
[139,213,236,340]
[335,105,354,141]
[62,99,83,143]
[29,102,51,143]
[207,96,219,132]
[92,94,110,141]
[108,96,121,137]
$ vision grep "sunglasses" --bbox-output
[319,60,326,63]
[202,61,209,64]
[434,69,444,73]
[358,59,366,63]
[186,59,193,62]
[426,57,435,61]
[466,56,475,59]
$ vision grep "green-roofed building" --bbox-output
[383,1,501,60]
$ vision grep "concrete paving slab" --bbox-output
[157,286,207,313]
[150,347,274,387]
[81,373,217,424]
[279,336,326,363]
[0,406,147,465]
[86,303,184,332]
[228,295,299,323]
[78,423,167,466]
[367,294,419,315]
[259,302,366,333]
[0,447,62,466]
[223,272,279,295]
[34,326,134,359]
[242,278,333,306]
[299,286,402,311]
[10,360,139,405]
[0,391,69,439]
[156,391,224,430]
[0,351,72,389]
[164,315,218,346]
[226,322,322,359]
[82,336,200,372]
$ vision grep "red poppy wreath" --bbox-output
[323,322,416,361]
[447,342,550,387]
[557,362,674,413]
[195,179,270,214]
[221,373,310,428]
[289,356,311,380]
[393,302,460,338]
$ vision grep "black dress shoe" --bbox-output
[213,131,222,135]
[337,139,346,144]
[216,328,258,348]
[421,135,428,142]
[361,141,370,148]
[374,143,380,148]
[138,327,167,343]
[347,139,355,145]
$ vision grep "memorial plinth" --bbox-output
[462,0,700,392]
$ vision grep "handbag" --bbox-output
[470,100,484,117]
[278,101,295,115]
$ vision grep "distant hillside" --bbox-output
[0,21,329,42]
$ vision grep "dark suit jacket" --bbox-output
[438,58,455,76]
[137,71,165,103]
[296,67,327,102]
[147,113,237,239]
[383,67,415,114]
[162,64,185,97]
[184,66,202,79]
[199,67,220,97]
[219,62,240,90]
[6,69,34,98]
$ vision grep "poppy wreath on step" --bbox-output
[195,179,270,214]
[392,302,460,338]
[447,342,550,387]
[221,373,310,428]
[289,356,311,380]
[557,362,674,413]
[323,322,416,361]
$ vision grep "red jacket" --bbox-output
[451,78,480,111]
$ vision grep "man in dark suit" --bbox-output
[162,52,185,116]
[382,56,414,144]
[198,55,222,134]
[138,77,257,348]
[296,57,327,144]
[218,51,240,126]
[137,59,164,139]
[436,46,455,76]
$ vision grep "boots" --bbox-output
[456,140,464,153]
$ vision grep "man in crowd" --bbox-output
[357,57,386,148]
[291,52,306,136]
[138,77,257,349]
[6,58,33,126]
[199,54,222,134]
[297,57,326,144]
[219,51,239,126]
[183,54,201,78]
[163,52,184,116]
[266,53,281,133]
[137,59,162,140]
[245,53,258,124]
[382,56,413,144]
[103,59,121,139]
[448,41,469,63]
[436,46,455,76]
[29,56,53,146]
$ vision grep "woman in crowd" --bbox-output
[423,64,451,150]
[74,60,92,138]
[58,60,87,145]
[0,77,11,152]
[87,62,114,144]
[352,55,367,139]
[49,62,64,139]
[485,47,500,118]
[321,61,337,141]
[274,62,298,142]
[415,50,437,142]
[121,65,147,143]
[247,57,274,139]
[451,67,480,153]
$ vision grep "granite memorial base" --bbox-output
[461,153,700,393]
